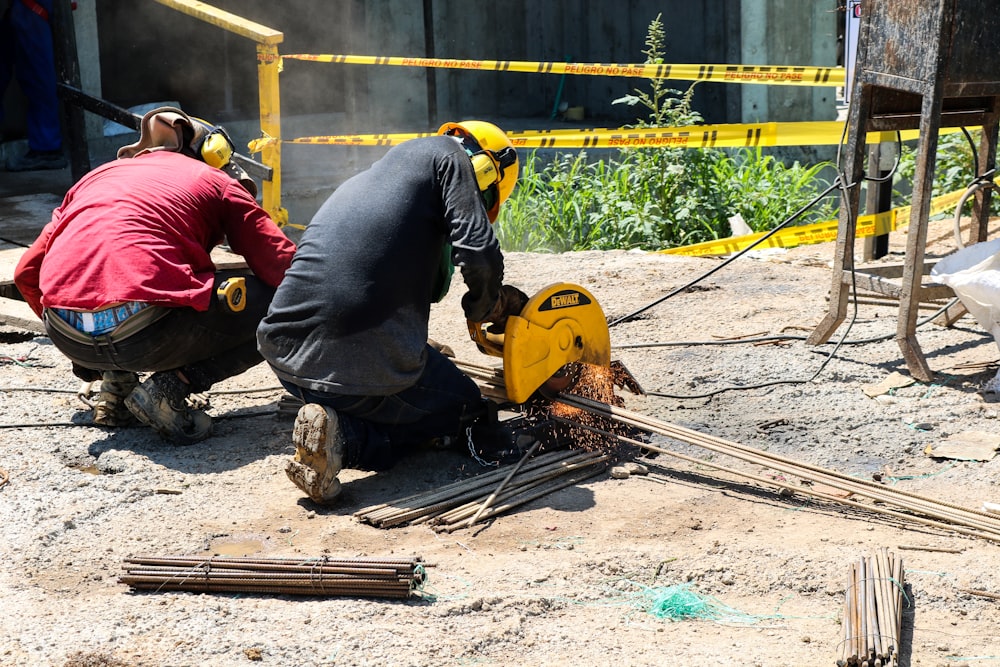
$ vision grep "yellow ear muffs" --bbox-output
[200,130,234,169]
[470,152,499,192]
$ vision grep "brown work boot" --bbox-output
[285,404,345,504]
[92,370,139,427]
[124,371,212,445]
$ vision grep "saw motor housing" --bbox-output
[468,282,611,403]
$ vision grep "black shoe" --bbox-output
[125,372,212,445]
[6,149,67,172]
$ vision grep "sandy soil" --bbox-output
[3,218,1000,667]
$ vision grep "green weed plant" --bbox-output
[496,14,838,253]
[895,129,997,219]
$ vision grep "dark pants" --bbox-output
[279,346,487,471]
[45,271,274,393]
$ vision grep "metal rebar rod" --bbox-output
[360,451,594,527]
[125,555,423,568]
[570,393,1000,525]
[466,440,542,528]
[429,453,607,523]
[355,451,579,525]
[557,395,1000,541]
[432,459,607,526]
[841,563,855,664]
[123,582,413,598]
[436,465,607,533]
[119,556,428,599]
[562,416,1000,544]
[122,564,418,580]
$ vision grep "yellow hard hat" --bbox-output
[438,120,518,222]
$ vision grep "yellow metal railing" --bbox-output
[152,0,287,226]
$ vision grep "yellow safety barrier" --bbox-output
[659,183,983,257]
[152,0,288,226]
[273,121,936,151]
[282,53,845,87]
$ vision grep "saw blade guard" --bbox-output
[502,283,611,403]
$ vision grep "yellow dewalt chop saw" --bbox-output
[468,282,627,403]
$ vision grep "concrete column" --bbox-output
[740,1,838,124]
[71,2,102,143]
[740,1,769,123]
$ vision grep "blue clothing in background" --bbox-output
[0,0,62,152]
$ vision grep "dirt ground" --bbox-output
[4,218,1000,667]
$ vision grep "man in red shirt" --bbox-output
[14,107,296,444]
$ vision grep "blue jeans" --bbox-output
[0,0,62,151]
[279,346,486,471]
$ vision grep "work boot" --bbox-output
[92,370,139,427]
[6,149,68,172]
[124,371,212,445]
[285,404,345,505]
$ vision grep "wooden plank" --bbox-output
[0,248,26,286]
[839,268,955,301]
[0,296,43,333]
[0,192,63,248]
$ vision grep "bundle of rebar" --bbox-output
[555,393,1000,543]
[354,449,608,531]
[838,549,905,666]
[119,555,427,599]
[455,358,1000,545]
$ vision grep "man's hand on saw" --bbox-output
[485,284,529,334]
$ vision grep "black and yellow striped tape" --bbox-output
[660,185,978,257]
[267,121,928,151]
[281,53,844,87]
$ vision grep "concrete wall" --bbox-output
[2,1,839,141]
[2,1,840,226]
[77,0,836,133]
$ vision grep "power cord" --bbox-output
[617,132,920,400]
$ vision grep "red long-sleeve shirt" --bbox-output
[14,151,295,317]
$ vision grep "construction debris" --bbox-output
[119,555,427,599]
[924,430,1000,462]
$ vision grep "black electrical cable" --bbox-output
[614,296,963,350]
[608,132,904,329]
[961,126,979,172]
[608,178,843,328]
[623,130,918,399]
[643,168,858,399]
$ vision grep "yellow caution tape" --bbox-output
[660,181,994,257]
[287,132,433,147]
[283,121,937,150]
[282,53,844,87]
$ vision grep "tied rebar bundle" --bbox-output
[354,449,609,531]
[837,549,905,667]
[119,555,427,599]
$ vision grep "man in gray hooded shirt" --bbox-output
[258,120,527,504]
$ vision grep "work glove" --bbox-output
[484,284,529,334]
[427,338,455,358]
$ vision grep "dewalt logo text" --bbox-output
[550,293,580,308]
